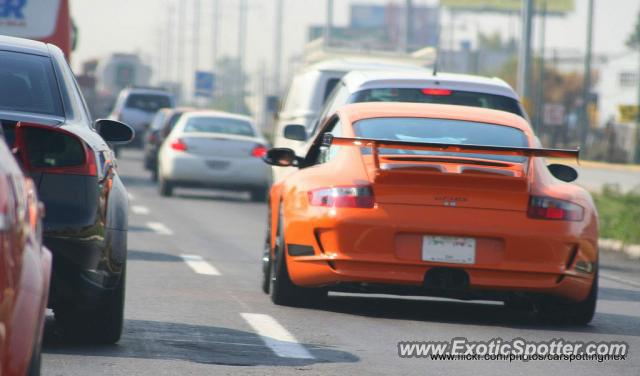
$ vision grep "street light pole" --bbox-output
[635,49,640,163]
[517,0,535,114]
[580,0,595,154]
[325,0,334,47]
[273,0,283,94]
[535,0,548,133]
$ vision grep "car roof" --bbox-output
[340,70,519,99]
[337,102,531,132]
[300,58,426,75]
[182,110,254,123]
[0,35,50,56]
[121,88,174,96]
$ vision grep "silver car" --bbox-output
[157,111,271,201]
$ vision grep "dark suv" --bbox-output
[0,36,133,344]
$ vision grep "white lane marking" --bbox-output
[180,254,221,276]
[146,222,174,235]
[600,272,640,289]
[241,313,314,359]
[131,205,150,215]
[128,192,135,201]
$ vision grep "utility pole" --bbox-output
[580,0,595,154]
[517,0,535,115]
[535,0,548,133]
[273,0,283,95]
[236,0,248,113]
[325,0,333,47]
[193,0,201,104]
[405,0,413,53]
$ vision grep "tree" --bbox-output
[209,56,251,115]
[626,9,640,49]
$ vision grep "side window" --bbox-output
[311,83,349,136]
[315,118,342,165]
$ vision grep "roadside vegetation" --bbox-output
[593,185,640,244]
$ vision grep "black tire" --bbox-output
[269,206,327,306]
[55,267,126,344]
[250,187,268,202]
[537,272,598,326]
[27,341,41,376]
[158,176,173,197]
[261,205,272,294]
[150,166,158,182]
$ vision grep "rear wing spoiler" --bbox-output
[322,134,579,170]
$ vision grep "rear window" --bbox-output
[183,117,255,137]
[125,94,172,112]
[352,117,528,163]
[350,89,524,117]
[0,51,64,116]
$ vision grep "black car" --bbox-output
[0,36,133,344]
[143,107,193,181]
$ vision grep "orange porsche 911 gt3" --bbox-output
[261,102,598,325]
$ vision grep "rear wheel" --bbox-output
[250,187,268,202]
[55,266,126,344]
[150,166,158,182]
[158,176,173,197]
[269,207,327,306]
[537,272,598,325]
[26,341,41,376]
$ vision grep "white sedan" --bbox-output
[157,111,271,201]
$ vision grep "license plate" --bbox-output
[206,160,229,169]
[422,236,476,264]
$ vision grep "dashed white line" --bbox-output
[180,254,221,276]
[127,192,135,201]
[241,313,314,359]
[600,272,640,289]
[146,222,174,235]
[131,205,150,215]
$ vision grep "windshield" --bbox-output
[0,51,64,117]
[183,116,255,137]
[125,94,172,112]
[352,117,529,163]
[350,89,524,117]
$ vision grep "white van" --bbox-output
[273,59,425,181]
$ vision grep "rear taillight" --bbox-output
[308,186,375,208]
[170,138,188,152]
[251,145,268,158]
[421,88,452,96]
[527,196,584,221]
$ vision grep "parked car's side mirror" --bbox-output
[283,124,307,141]
[96,119,135,144]
[548,163,578,182]
[263,148,299,167]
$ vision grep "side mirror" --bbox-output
[548,164,578,183]
[263,148,299,167]
[96,119,135,144]
[283,124,307,141]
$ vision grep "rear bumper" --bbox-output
[282,203,598,302]
[162,153,271,188]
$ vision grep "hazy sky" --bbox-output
[70,0,640,90]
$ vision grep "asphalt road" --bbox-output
[42,150,640,376]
